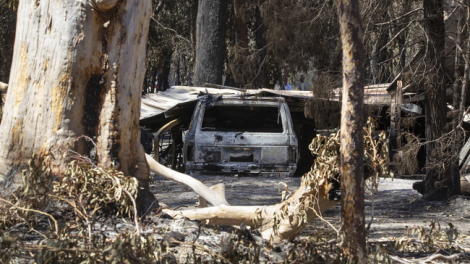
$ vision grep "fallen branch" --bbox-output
[389,255,413,264]
[411,252,470,263]
[164,179,338,242]
[0,197,58,234]
[146,154,229,206]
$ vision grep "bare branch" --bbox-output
[151,17,194,52]
[0,197,58,234]
[375,8,424,26]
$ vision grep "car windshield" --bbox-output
[201,105,283,133]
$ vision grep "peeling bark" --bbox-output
[0,0,153,207]
[337,0,366,262]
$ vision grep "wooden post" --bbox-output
[397,80,403,149]
[389,80,403,164]
[390,90,398,157]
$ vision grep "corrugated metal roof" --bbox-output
[140,84,392,123]
[140,86,249,120]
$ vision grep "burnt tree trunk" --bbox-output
[337,0,366,263]
[0,3,17,125]
[452,2,466,195]
[0,0,157,211]
[193,0,227,86]
[158,49,173,91]
[234,0,248,48]
[422,0,450,198]
[461,1,470,114]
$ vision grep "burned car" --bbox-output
[183,96,299,176]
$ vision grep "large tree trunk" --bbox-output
[422,0,450,198]
[451,2,466,196]
[0,0,156,210]
[337,0,366,263]
[193,0,227,86]
[157,48,173,91]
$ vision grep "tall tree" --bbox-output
[0,0,157,211]
[451,1,467,196]
[422,0,450,198]
[337,0,366,263]
[193,0,227,86]
[147,0,197,90]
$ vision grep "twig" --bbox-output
[122,188,141,237]
[310,194,340,236]
[152,17,194,52]
[412,252,470,263]
[375,8,423,26]
[379,20,416,52]
[0,197,58,234]
[49,194,90,221]
[22,245,102,253]
[97,167,141,237]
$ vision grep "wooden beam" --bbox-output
[397,81,403,149]
[204,83,247,92]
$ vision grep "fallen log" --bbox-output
[146,138,338,241]
[147,148,338,242]
[164,177,338,242]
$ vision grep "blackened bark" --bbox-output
[0,0,158,213]
[461,1,470,114]
[234,0,247,48]
[423,0,449,199]
[193,0,227,86]
[337,0,366,263]
[451,3,466,196]
[158,49,173,91]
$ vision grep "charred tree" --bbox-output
[0,2,16,124]
[451,2,467,195]
[234,0,248,48]
[193,0,227,86]
[157,48,173,91]
[0,0,157,212]
[421,0,450,198]
[337,0,366,263]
